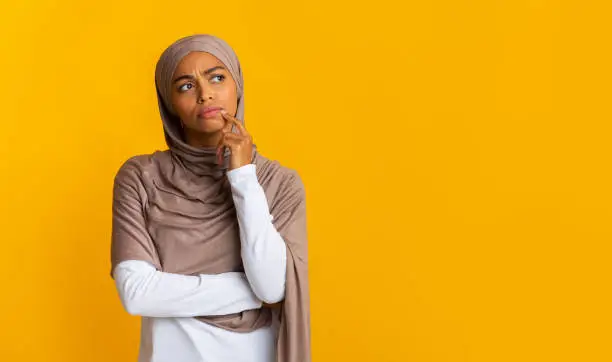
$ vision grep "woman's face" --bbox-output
[170,51,238,135]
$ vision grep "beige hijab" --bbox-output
[110,34,310,361]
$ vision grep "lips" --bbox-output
[198,107,222,118]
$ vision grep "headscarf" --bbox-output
[154,33,247,177]
[110,34,310,362]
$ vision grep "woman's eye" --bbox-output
[179,83,193,92]
[211,74,225,83]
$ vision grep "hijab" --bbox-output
[111,34,310,362]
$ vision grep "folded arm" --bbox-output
[113,260,262,317]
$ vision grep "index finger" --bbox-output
[221,111,233,133]
[222,111,248,136]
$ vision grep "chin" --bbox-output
[196,117,225,133]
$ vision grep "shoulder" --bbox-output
[113,150,168,188]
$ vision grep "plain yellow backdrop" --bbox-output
[1,0,611,361]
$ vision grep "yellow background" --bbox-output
[1,0,610,361]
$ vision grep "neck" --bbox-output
[184,129,222,148]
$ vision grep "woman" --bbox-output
[110,34,310,362]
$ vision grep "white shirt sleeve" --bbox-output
[113,260,263,317]
[226,163,287,304]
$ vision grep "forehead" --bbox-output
[173,51,225,75]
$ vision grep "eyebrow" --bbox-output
[172,66,226,83]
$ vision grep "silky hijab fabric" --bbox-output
[111,33,311,362]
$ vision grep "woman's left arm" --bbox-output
[227,163,287,304]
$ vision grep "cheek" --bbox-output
[172,97,195,118]
[220,86,238,110]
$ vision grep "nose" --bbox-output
[196,79,213,104]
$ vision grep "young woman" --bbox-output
[110,34,310,362]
